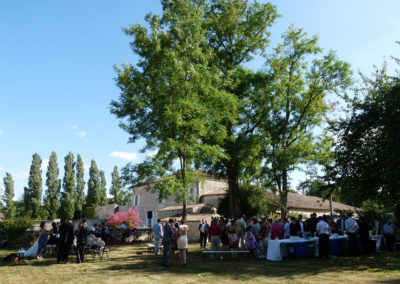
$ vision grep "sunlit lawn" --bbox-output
[1,243,399,283]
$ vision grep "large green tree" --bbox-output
[259,26,351,218]
[110,166,123,205]
[2,172,15,219]
[43,151,61,219]
[24,153,43,219]
[112,0,236,221]
[333,63,400,216]
[74,154,85,213]
[200,0,279,218]
[86,159,100,207]
[60,152,75,219]
[99,170,107,206]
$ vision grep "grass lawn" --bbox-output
[1,243,399,284]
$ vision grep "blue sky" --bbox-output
[0,0,399,199]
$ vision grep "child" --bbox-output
[246,226,257,257]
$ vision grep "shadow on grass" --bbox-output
[101,248,400,279]
[1,245,399,281]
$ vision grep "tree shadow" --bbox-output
[101,250,400,280]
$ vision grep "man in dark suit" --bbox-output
[162,219,174,267]
[290,217,297,236]
[306,213,318,236]
[57,216,75,264]
[76,219,89,263]
[294,215,305,237]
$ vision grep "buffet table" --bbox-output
[266,235,348,261]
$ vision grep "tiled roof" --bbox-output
[287,192,357,211]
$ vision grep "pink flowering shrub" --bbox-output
[107,209,142,229]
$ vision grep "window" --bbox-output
[133,195,140,206]
[189,186,198,201]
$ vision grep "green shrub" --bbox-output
[0,217,33,246]
[85,207,95,218]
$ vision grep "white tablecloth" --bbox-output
[266,235,348,261]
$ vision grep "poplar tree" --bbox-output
[110,166,123,205]
[74,154,85,212]
[99,170,107,205]
[26,153,43,219]
[60,152,75,219]
[43,151,61,219]
[2,172,15,219]
[86,160,100,207]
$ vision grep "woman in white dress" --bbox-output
[177,219,189,267]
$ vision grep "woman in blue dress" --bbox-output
[36,221,49,260]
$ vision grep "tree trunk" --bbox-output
[280,169,288,219]
[182,191,187,223]
[228,169,240,219]
[329,189,333,221]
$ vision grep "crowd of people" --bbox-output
[154,212,399,267]
[29,211,398,266]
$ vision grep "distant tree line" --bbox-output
[0,152,130,220]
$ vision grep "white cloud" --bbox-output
[0,184,4,191]
[0,129,3,135]
[0,166,6,173]
[71,124,78,129]
[84,164,90,172]
[14,170,29,180]
[41,159,49,172]
[147,150,158,158]
[109,151,137,161]
[78,131,87,138]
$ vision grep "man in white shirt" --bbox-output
[198,219,208,249]
[236,215,247,249]
[373,216,383,252]
[284,218,290,239]
[383,219,395,251]
[345,213,359,255]
[316,215,331,259]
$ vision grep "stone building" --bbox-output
[97,174,357,230]
[128,174,227,227]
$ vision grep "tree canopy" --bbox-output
[333,62,400,216]
[60,152,75,219]
[43,151,61,220]
[2,172,15,219]
[112,0,238,221]
[24,153,43,219]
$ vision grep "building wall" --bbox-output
[130,176,228,227]
[200,194,224,208]
[200,178,228,195]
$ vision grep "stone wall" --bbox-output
[200,178,228,195]
[94,204,118,220]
